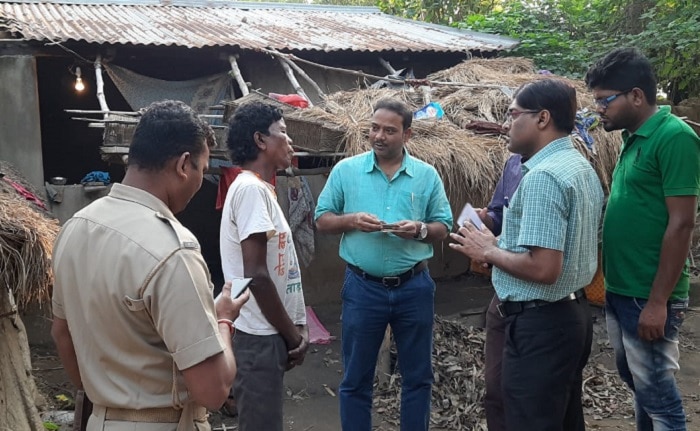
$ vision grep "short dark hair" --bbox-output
[584,48,657,104]
[227,101,284,165]
[514,79,577,133]
[128,100,214,171]
[373,99,412,130]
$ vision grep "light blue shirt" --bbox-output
[315,151,452,276]
[493,137,604,301]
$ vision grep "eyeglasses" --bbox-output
[505,109,540,123]
[594,90,631,109]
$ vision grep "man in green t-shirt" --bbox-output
[586,48,700,431]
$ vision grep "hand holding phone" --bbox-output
[380,222,401,232]
[215,279,252,322]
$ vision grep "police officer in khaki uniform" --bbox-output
[51,100,249,431]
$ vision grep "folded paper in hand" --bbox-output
[457,203,484,229]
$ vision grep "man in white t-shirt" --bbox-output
[219,101,308,431]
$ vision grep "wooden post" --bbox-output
[375,325,392,386]
[94,55,109,116]
[228,55,250,97]
[277,58,313,107]
[420,85,432,106]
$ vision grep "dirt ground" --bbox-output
[32,277,700,431]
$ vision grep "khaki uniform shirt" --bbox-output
[52,184,226,414]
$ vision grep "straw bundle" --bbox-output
[438,87,512,126]
[428,57,537,84]
[0,163,59,310]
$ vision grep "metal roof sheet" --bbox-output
[0,1,518,53]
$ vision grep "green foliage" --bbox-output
[376,0,700,99]
[377,0,498,25]
[460,0,620,78]
[631,1,700,101]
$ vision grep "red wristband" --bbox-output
[217,319,235,335]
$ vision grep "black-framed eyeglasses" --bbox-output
[505,109,540,122]
[594,90,632,109]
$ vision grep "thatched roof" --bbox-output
[291,58,622,211]
[0,161,59,310]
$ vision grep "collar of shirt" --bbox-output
[109,183,176,221]
[521,136,574,176]
[362,149,416,178]
[621,105,671,142]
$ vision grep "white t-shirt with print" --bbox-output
[220,171,306,335]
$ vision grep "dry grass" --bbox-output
[374,316,634,430]
[0,163,59,310]
[428,57,537,84]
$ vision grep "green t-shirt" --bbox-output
[602,106,700,300]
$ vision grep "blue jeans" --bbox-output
[605,291,688,431]
[339,267,435,431]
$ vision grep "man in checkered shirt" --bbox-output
[451,78,604,431]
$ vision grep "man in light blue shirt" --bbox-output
[315,98,452,431]
[451,79,604,431]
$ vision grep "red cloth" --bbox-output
[216,166,243,211]
[268,93,309,108]
[4,178,47,210]
[216,167,279,211]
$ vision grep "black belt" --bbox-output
[496,289,586,318]
[347,261,428,288]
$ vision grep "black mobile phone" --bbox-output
[216,278,252,304]
[380,223,401,232]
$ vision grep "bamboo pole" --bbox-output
[65,109,222,119]
[269,48,325,98]
[257,47,510,90]
[379,57,397,75]
[66,109,139,115]
[94,55,109,115]
[228,55,250,97]
[277,58,313,107]
[71,117,137,124]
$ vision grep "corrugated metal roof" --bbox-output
[0,1,518,53]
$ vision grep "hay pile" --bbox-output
[373,316,633,430]
[291,57,622,209]
[0,161,59,309]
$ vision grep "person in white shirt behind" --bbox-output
[219,101,308,431]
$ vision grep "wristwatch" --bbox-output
[414,222,428,240]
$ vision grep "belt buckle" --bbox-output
[496,302,507,318]
[382,276,401,288]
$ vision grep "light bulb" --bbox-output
[75,67,85,92]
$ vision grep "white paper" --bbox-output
[457,203,484,229]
